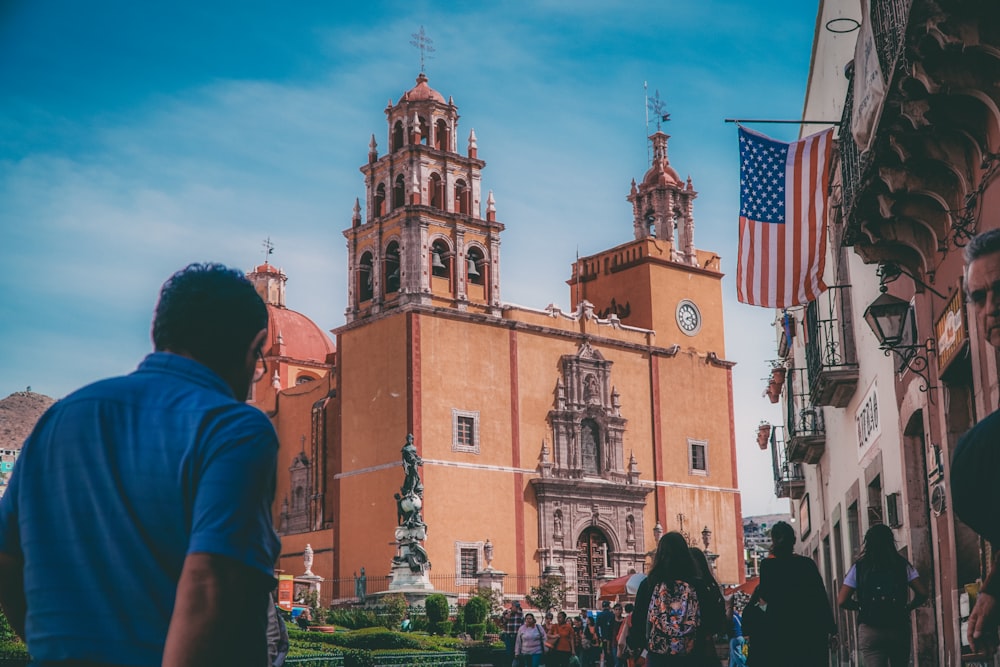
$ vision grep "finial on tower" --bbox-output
[261,237,275,263]
[369,134,378,163]
[352,198,362,227]
[486,190,496,222]
[647,89,670,132]
[468,128,478,159]
[410,26,435,74]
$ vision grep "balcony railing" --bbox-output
[842,0,913,235]
[770,425,805,499]
[805,285,860,407]
[786,367,826,464]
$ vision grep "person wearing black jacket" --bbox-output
[752,521,836,666]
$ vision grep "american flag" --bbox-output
[736,126,833,308]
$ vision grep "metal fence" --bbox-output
[321,574,548,607]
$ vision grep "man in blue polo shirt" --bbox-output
[0,263,281,666]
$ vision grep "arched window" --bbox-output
[580,418,601,475]
[429,173,442,209]
[295,375,316,385]
[358,252,374,302]
[393,174,406,209]
[466,247,485,285]
[645,209,656,237]
[455,179,469,215]
[419,116,430,145]
[374,183,386,217]
[435,119,450,151]
[392,121,404,152]
[431,239,451,279]
[384,241,401,294]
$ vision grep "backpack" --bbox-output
[646,579,700,655]
[857,560,908,628]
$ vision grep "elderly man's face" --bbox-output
[967,250,1000,348]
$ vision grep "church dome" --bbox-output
[402,73,445,103]
[642,159,681,187]
[265,304,336,364]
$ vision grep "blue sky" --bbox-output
[0,0,831,515]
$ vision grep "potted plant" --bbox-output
[757,422,772,450]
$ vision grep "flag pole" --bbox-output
[724,118,840,125]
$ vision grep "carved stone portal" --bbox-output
[530,342,651,609]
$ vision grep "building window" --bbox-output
[454,540,483,585]
[452,409,480,453]
[688,439,708,475]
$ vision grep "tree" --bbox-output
[473,586,505,617]
[525,575,572,614]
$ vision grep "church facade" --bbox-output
[252,73,745,606]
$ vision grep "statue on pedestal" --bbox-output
[484,539,494,570]
[303,543,314,576]
[392,434,431,574]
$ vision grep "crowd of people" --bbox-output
[504,599,637,667]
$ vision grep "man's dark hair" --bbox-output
[965,228,1000,265]
[152,263,267,373]
[769,520,796,557]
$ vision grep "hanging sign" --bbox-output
[935,289,966,374]
[855,379,881,457]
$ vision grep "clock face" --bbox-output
[676,300,702,335]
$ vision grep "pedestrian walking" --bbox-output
[515,613,547,667]
[505,601,526,662]
[689,547,725,666]
[751,521,837,666]
[627,531,703,665]
[837,524,928,667]
[0,263,280,666]
[952,227,1000,654]
[581,616,602,666]
[547,611,578,667]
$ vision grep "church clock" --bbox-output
[676,300,702,335]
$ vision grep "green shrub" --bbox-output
[409,614,429,632]
[463,596,488,625]
[380,594,408,630]
[467,622,486,640]
[325,608,380,629]
[485,619,500,635]
[425,593,449,624]
[450,607,465,635]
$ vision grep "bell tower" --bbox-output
[344,73,504,323]
[627,130,697,266]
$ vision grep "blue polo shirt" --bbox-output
[0,352,281,665]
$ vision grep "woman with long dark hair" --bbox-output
[689,547,725,666]
[627,531,702,665]
[752,521,836,666]
[837,524,928,666]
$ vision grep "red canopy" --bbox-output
[723,576,759,597]
[598,572,647,600]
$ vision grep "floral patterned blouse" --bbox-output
[647,579,701,655]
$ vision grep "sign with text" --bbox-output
[935,288,966,374]
[856,379,881,457]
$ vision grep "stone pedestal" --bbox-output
[476,567,507,595]
[294,573,324,604]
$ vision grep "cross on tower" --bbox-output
[648,89,670,131]
[262,237,275,262]
[410,26,435,73]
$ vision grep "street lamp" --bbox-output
[863,287,936,392]
[701,526,712,551]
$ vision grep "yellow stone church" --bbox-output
[247,73,745,607]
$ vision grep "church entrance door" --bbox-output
[576,527,609,609]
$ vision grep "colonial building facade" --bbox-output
[766,0,1000,663]
[255,73,745,607]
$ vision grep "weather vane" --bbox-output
[648,89,670,131]
[262,237,275,263]
[410,26,435,74]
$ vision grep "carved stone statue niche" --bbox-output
[546,342,627,481]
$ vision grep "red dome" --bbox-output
[266,304,335,363]
[402,73,445,103]
[642,159,681,187]
[253,262,283,276]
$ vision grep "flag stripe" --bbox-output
[736,126,833,308]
